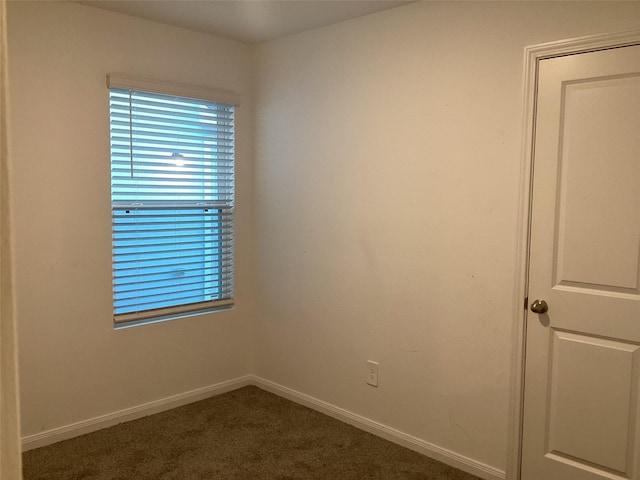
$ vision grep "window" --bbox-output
[107,74,238,326]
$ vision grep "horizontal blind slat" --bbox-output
[114,261,233,275]
[114,271,233,285]
[114,299,234,325]
[111,93,235,114]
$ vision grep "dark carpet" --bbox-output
[23,386,483,479]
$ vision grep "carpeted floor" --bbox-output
[23,386,483,479]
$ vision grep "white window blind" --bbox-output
[108,80,236,326]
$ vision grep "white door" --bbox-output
[522,44,640,480]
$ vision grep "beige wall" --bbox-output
[253,1,640,472]
[1,0,22,476]
[7,1,255,438]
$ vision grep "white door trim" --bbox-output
[508,29,640,480]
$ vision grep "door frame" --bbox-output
[507,29,640,480]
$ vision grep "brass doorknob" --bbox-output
[530,299,548,314]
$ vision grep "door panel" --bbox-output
[522,44,640,480]
[548,331,639,474]
[555,75,640,293]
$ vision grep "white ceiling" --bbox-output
[76,0,416,44]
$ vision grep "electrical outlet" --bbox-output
[367,360,379,387]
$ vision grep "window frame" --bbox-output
[107,74,240,328]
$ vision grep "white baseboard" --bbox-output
[251,376,506,480]
[22,374,506,480]
[21,375,253,451]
